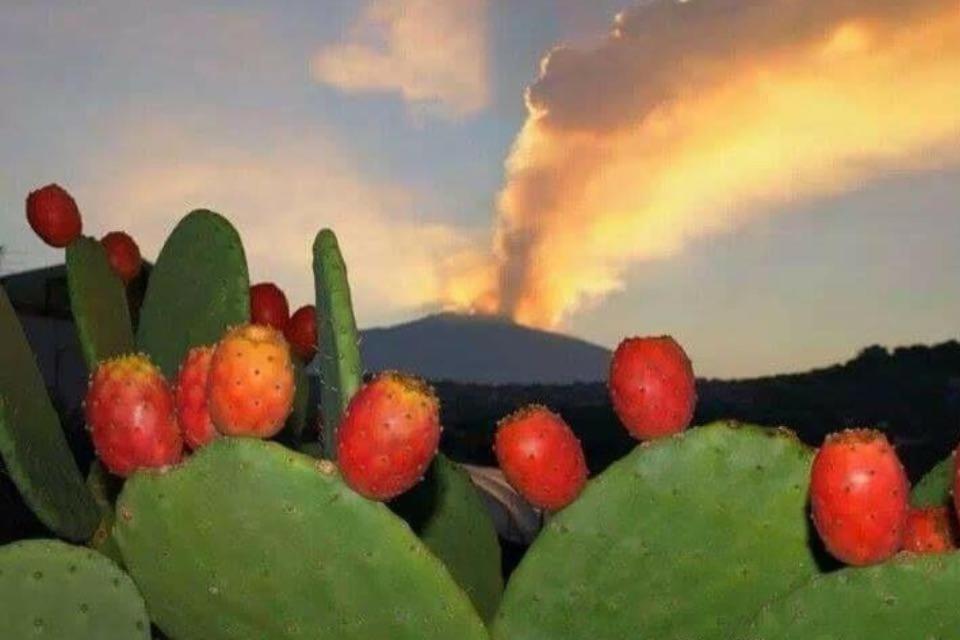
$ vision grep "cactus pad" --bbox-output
[746,553,960,638]
[0,286,99,541]
[66,236,135,369]
[137,210,249,378]
[313,229,362,458]
[114,438,488,640]
[0,539,149,639]
[492,422,820,640]
[391,454,503,622]
[911,454,953,507]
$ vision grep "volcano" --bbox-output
[359,312,610,384]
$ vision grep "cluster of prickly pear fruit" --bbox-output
[5,184,960,639]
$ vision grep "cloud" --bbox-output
[79,119,478,326]
[447,0,960,327]
[311,0,490,118]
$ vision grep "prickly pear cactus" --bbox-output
[0,286,99,541]
[137,210,249,378]
[0,539,149,639]
[746,553,960,638]
[114,438,488,640]
[66,236,135,369]
[392,454,503,622]
[493,422,820,640]
[86,461,123,564]
[911,454,953,507]
[313,228,362,459]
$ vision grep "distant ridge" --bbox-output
[360,312,611,384]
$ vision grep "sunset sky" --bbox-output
[2,0,958,378]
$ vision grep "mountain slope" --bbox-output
[360,313,610,384]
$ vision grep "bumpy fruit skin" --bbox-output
[26,183,82,248]
[902,506,956,554]
[337,372,441,501]
[208,324,295,438]
[285,305,318,361]
[85,354,183,477]
[174,346,217,450]
[608,336,696,440]
[810,429,909,566]
[494,405,587,511]
[100,231,143,283]
[249,282,290,331]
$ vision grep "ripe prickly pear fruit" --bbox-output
[85,354,183,477]
[494,405,587,511]
[337,371,441,501]
[809,429,909,566]
[100,231,143,283]
[608,336,696,440]
[207,324,295,438]
[174,346,217,450]
[249,282,290,331]
[285,305,318,361]
[26,183,83,248]
[902,506,956,554]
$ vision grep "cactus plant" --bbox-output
[312,228,362,459]
[391,454,504,622]
[0,286,99,541]
[0,539,149,639]
[911,453,953,507]
[137,210,249,378]
[492,422,821,640]
[86,461,123,564]
[114,437,488,640]
[746,553,960,638]
[66,236,135,369]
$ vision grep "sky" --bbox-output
[1,0,958,379]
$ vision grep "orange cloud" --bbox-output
[450,0,960,328]
[312,0,490,118]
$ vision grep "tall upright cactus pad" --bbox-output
[114,438,488,640]
[137,210,249,378]
[746,553,960,638]
[0,539,149,639]
[391,454,504,622]
[313,229,362,459]
[0,286,99,541]
[493,422,820,640]
[66,236,135,370]
[911,454,953,507]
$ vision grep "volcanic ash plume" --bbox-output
[449,0,960,328]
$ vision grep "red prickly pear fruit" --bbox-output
[284,305,317,361]
[337,371,441,501]
[902,506,956,554]
[207,324,295,438]
[85,354,183,477]
[608,336,696,440]
[174,346,217,450]
[26,183,83,248]
[809,429,909,566]
[249,282,290,331]
[100,231,143,284]
[494,405,588,511]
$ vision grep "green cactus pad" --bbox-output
[66,236,135,369]
[492,422,820,640]
[86,461,124,564]
[313,229,362,459]
[911,454,953,507]
[114,438,488,640]
[137,210,249,378]
[746,553,960,638]
[0,539,149,639]
[0,286,99,541]
[391,454,503,622]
